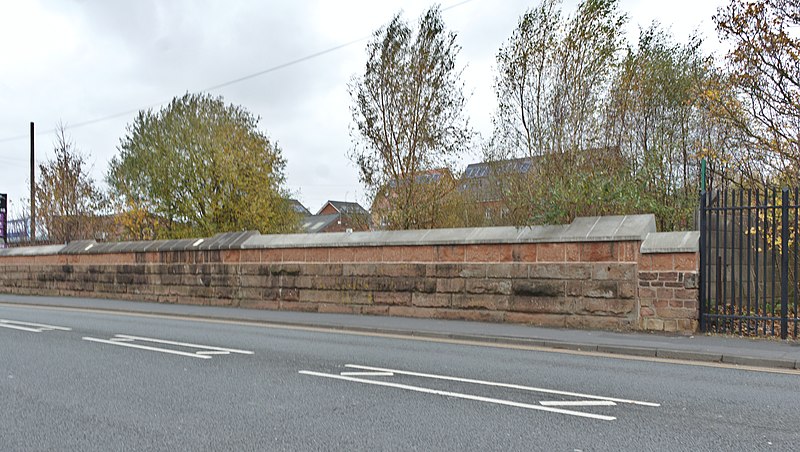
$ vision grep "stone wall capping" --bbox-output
[59,240,97,254]
[0,244,65,256]
[241,214,657,249]
[0,214,656,256]
[641,231,700,254]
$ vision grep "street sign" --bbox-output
[0,193,7,245]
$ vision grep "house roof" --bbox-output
[300,214,341,233]
[316,200,369,216]
[463,157,535,179]
[287,199,311,216]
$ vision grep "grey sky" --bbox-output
[0,0,726,218]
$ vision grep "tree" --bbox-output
[349,6,471,229]
[107,93,298,239]
[35,124,105,243]
[493,0,625,157]
[711,0,800,183]
[489,0,628,227]
[604,26,715,230]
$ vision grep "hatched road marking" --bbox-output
[82,334,254,359]
[0,318,72,333]
[300,364,661,421]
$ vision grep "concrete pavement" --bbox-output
[1,294,798,370]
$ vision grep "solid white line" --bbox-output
[195,351,232,356]
[299,370,616,421]
[345,364,660,407]
[0,319,72,331]
[0,323,42,332]
[82,337,212,359]
[339,371,394,377]
[113,334,254,354]
[540,400,617,407]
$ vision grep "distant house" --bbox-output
[286,199,311,216]
[462,157,533,201]
[316,200,369,218]
[300,200,370,233]
[460,148,626,222]
[371,168,457,229]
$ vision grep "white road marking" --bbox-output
[540,400,617,407]
[113,334,254,354]
[339,371,395,377]
[82,337,212,359]
[345,364,660,407]
[82,334,253,360]
[299,370,616,421]
[0,323,42,332]
[0,319,72,332]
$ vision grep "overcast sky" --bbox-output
[0,0,727,218]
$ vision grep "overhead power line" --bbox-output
[0,0,477,145]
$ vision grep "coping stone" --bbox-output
[0,244,66,256]
[242,214,658,249]
[641,231,700,254]
[60,240,99,254]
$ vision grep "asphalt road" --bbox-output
[1,303,798,451]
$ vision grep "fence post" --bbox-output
[781,188,789,339]
[699,191,707,332]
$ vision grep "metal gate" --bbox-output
[699,188,799,339]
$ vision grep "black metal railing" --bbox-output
[699,188,799,339]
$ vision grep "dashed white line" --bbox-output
[299,370,617,421]
[344,364,660,407]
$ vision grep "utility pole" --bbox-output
[30,122,35,242]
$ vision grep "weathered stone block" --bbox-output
[465,279,512,295]
[412,293,451,308]
[530,264,590,280]
[578,298,635,316]
[342,263,378,277]
[583,281,617,299]
[592,263,635,281]
[451,294,509,310]
[436,278,464,294]
[618,282,636,299]
[581,242,617,262]
[512,280,564,297]
[485,263,528,279]
[426,263,462,278]
[373,291,411,306]
[642,318,664,331]
[508,296,574,314]
[537,243,565,262]
[459,264,486,278]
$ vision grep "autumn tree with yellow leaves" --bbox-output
[107,93,299,240]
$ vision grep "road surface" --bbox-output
[1,302,797,451]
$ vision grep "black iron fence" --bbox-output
[699,188,800,339]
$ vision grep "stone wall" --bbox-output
[0,215,701,334]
